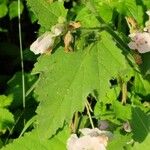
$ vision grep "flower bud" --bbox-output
[51,24,65,36]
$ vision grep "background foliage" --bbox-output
[0,0,149,149]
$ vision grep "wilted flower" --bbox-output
[128,32,150,53]
[30,23,65,55]
[64,31,74,52]
[67,128,112,150]
[123,121,132,133]
[98,120,109,130]
[30,32,55,55]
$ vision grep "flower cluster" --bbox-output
[128,10,150,53]
[30,23,64,55]
[128,32,150,53]
[67,128,112,150]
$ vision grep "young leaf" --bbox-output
[32,31,130,139]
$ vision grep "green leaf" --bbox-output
[76,0,114,27]
[6,72,38,108]
[0,108,14,133]
[113,101,132,120]
[0,95,12,108]
[32,31,130,139]
[131,107,150,142]
[133,72,150,96]
[1,127,69,150]
[141,53,150,76]
[0,3,8,18]
[27,0,67,29]
[107,129,132,150]
[91,0,114,22]
[8,1,24,20]
[116,0,144,25]
[76,7,100,28]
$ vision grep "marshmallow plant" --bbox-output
[30,23,65,55]
[67,128,112,150]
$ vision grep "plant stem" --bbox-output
[18,0,25,109]
[85,101,94,129]
[122,82,127,105]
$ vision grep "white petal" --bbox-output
[67,134,78,150]
[30,32,55,55]
[128,42,137,50]
[67,128,112,150]
[75,136,106,150]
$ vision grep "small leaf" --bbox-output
[8,1,24,20]
[0,108,14,133]
[0,3,8,18]
[0,95,12,108]
[133,72,150,96]
[113,101,132,120]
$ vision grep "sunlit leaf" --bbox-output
[32,31,130,139]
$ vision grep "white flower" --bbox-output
[128,32,150,53]
[30,32,55,55]
[67,128,112,150]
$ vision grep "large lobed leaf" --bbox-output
[27,0,67,29]
[32,31,130,139]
